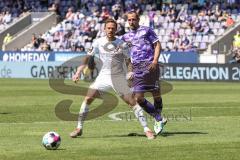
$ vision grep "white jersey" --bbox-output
[88,36,129,76]
[88,36,131,96]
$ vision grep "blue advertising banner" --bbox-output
[160,52,199,63]
[0,51,199,63]
[162,63,240,81]
[0,51,55,62]
[0,51,86,62]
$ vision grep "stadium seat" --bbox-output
[168,22,175,29]
[213,22,221,29]
[159,29,165,36]
[212,28,218,35]
[209,35,216,42]
[157,15,165,23]
[231,9,238,14]
[154,29,159,35]
[192,10,198,15]
[195,35,202,43]
[166,42,174,50]
[162,22,168,29]
[161,42,167,50]
[202,35,209,43]
[218,28,225,36]
[193,42,199,48]
[176,4,182,10]
[199,42,207,50]
[158,36,163,42]
[61,1,66,7]
[162,35,170,42]
[185,28,192,36]
[209,22,214,29]
[174,22,181,29]
[165,29,172,36]
[179,29,185,36]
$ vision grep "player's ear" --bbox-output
[137,17,140,22]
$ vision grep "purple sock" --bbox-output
[154,98,163,113]
[139,99,162,121]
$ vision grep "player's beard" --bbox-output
[130,24,139,30]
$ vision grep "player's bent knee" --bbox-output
[84,96,95,104]
[128,99,136,106]
[134,94,145,103]
[135,97,145,104]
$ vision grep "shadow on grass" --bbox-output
[126,131,207,137]
[82,131,208,139]
[76,133,145,139]
[0,112,11,115]
[160,131,208,137]
[44,148,66,151]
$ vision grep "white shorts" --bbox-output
[90,74,132,96]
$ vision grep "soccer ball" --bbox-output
[42,131,61,150]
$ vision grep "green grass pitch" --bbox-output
[0,78,239,160]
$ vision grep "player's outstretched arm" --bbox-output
[72,56,90,83]
[125,58,134,80]
[149,41,161,71]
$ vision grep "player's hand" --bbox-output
[148,62,158,72]
[126,72,134,80]
[72,73,80,83]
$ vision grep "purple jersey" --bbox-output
[122,26,160,92]
[121,26,159,65]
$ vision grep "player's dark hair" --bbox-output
[104,18,117,28]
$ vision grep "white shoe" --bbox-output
[154,117,167,135]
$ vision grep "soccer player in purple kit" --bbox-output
[122,10,167,135]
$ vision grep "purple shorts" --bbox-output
[132,63,160,93]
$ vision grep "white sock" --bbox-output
[132,104,150,132]
[77,101,89,129]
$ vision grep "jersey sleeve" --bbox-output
[87,39,99,56]
[120,34,126,41]
[147,27,159,44]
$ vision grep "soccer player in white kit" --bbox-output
[70,19,155,139]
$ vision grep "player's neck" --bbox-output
[106,36,116,41]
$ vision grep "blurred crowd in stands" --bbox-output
[1,0,240,54]
[0,0,48,30]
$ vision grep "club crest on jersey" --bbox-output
[103,42,128,54]
[103,42,118,52]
